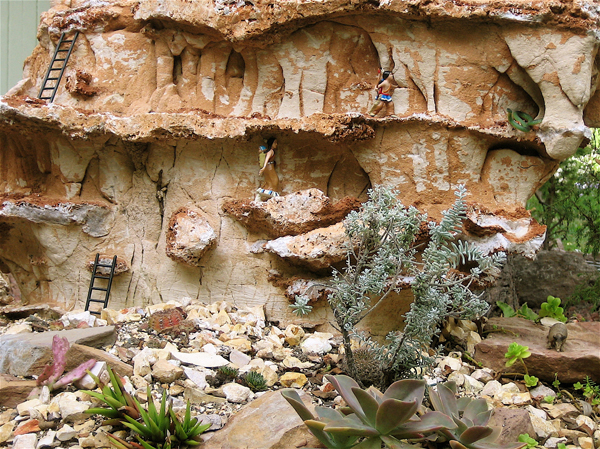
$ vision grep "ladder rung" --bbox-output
[38,31,79,103]
[91,287,108,291]
[88,299,107,303]
[96,263,114,268]
[94,275,111,280]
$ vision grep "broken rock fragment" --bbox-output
[222,189,361,238]
[166,207,217,267]
[264,222,348,271]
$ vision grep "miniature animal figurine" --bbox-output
[255,137,280,201]
[547,322,568,352]
[369,69,399,117]
[507,108,542,132]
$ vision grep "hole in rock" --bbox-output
[173,55,182,85]
[226,50,245,79]
[488,139,544,158]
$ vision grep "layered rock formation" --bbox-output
[0,0,598,328]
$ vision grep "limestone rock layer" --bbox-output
[0,0,598,325]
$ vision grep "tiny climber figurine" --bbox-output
[369,69,399,117]
[255,137,280,202]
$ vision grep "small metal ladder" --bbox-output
[37,31,79,103]
[84,254,117,316]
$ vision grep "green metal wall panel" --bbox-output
[0,0,50,95]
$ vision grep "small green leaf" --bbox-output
[85,407,121,418]
[496,302,516,318]
[524,375,539,388]
[504,342,531,367]
[518,433,538,449]
[517,304,539,321]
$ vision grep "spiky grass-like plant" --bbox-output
[218,366,239,379]
[241,371,268,392]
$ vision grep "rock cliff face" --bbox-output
[0,0,598,329]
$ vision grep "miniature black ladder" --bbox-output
[84,254,117,316]
[37,31,79,103]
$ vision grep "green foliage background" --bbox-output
[527,129,600,255]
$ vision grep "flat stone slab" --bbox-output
[170,351,229,368]
[474,318,600,383]
[0,304,64,320]
[0,326,116,377]
[67,344,133,378]
[0,374,37,408]
[200,390,321,449]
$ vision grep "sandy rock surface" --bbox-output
[0,0,598,326]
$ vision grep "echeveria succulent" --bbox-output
[283,375,454,449]
[323,375,454,446]
[429,382,525,449]
[283,375,527,449]
[281,388,359,449]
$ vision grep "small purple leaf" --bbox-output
[375,399,418,435]
[53,359,97,390]
[383,379,426,404]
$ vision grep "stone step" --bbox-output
[0,326,116,377]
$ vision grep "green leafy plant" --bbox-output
[504,343,531,369]
[283,375,526,449]
[542,396,555,404]
[574,377,600,406]
[241,371,268,392]
[565,273,600,315]
[87,381,209,448]
[557,444,567,449]
[527,129,600,255]
[496,302,538,321]
[84,365,140,423]
[292,185,505,388]
[539,296,567,323]
[170,401,211,447]
[517,434,538,449]
[524,375,539,388]
[122,387,172,449]
[552,374,561,390]
[496,302,517,318]
[504,342,536,384]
